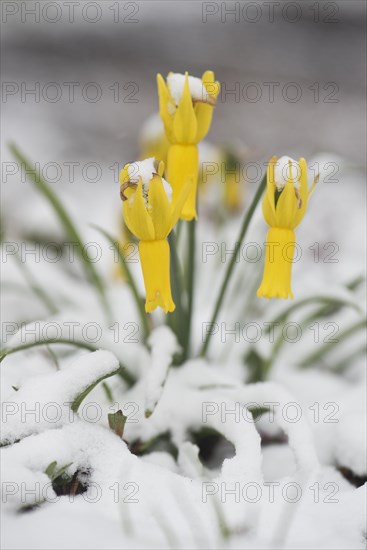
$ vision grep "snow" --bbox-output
[127,157,172,203]
[1,350,120,444]
[274,156,301,191]
[144,326,179,416]
[167,73,211,106]
[334,412,367,476]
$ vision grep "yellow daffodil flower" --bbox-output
[157,71,220,220]
[224,171,243,211]
[120,158,190,313]
[257,156,317,299]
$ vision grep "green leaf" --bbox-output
[102,381,114,402]
[108,410,127,438]
[200,173,267,357]
[71,368,121,413]
[9,144,111,322]
[45,461,73,482]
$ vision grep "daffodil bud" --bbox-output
[257,156,317,299]
[157,71,220,220]
[120,158,191,312]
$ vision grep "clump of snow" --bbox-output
[274,156,301,191]
[1,350,120,444]
[177,441,204,478]
[1,422,131,510]
[144,326,179,416]
[334,412,367,476]
[127,158,172,203]
[167,73,210,106]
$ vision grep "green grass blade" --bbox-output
[167,231,187,357]
[200,174,267,357]
[71,369,120,413]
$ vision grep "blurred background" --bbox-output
[2,0,366,174]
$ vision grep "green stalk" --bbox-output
[299,318,367,368]
[183,219,196,360]
[93,225,150,342]
[175,219,184,244]
[0,339,135,385]
[9,144,111,321]
[200,174,267,357]
[167,231,187,354]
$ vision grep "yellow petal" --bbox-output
[123,178,154,241]
[266,156,277,216]
[201,71,221,100]
[157,160,165,177]
[157,74,175,141]
[262,194,277,226]
[173,72,197,144]
[194,103,213,144]
[293,157,308,227]
[275,170,298,228]
[194,71,220,143]
[169,179,193,230]
[148,174,172,239]
[167,144,199,221]
[120,164,130,184]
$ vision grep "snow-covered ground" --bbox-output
[1,148,366,548]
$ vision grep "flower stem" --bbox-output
[200,174,267,358]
